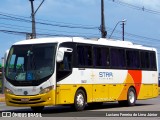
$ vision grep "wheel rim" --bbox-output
[76,93,84,107]
[129,91,135,103]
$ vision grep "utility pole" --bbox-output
[1,57,4,94]
[122,21,125,41]
[29,0,45,39]
[101,0,107,38]
[29,0,36,39]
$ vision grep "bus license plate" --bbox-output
[21,98,29,102]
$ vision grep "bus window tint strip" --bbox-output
[76,44,157,71]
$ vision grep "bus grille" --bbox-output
[9,98,44,104]
[12,98,41,101]
[9,101,45,104]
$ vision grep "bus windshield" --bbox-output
[5,43,57,86]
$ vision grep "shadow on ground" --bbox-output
[0,102,153,117]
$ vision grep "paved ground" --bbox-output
[0,96,159,120]
[0,89,159,119]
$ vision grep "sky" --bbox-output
[0,0,160,68]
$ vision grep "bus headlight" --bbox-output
[39,86,54,94]
[5,88,14,95]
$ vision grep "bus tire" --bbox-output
[31,106,44,112]
[127,87,136,106]
[118,87,136,106]
[73,89,86,111]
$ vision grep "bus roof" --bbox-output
[13,37,156,51]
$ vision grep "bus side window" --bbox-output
[77,45,92,67]
[126,50,140,69]
[149,52,157,70]
[94,47,110,68]
[110,48,125,68]
[140,51,149,69]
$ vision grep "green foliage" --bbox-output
[0,80,1,88]
[0,75,2,88]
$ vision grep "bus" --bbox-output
[4,37,159,111]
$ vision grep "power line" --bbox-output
[0,10,160,44]
[111,35,157,47]
[0,29,160,56]
[107,0,160,15]
[0,11,98,27]
[0,29,99,38]
[0,16,159,44]
[1,27,160,46]
[0,14,99,30]
[0,22,100,37]
[107,27,160,42]
[0,12,99,29]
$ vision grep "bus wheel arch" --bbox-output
[77,87,87,101]
[73,87,87,111]
[118,86,137,106]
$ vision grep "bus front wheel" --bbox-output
[73,89,86,111]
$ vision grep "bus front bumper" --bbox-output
[5,90,55,107]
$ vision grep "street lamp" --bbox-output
[109,19,127,41]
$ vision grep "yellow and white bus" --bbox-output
[5,37,158,111]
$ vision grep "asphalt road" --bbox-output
[0,96,160,120]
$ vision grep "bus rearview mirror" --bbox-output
[56,50,64,62]
[56,47,73,62]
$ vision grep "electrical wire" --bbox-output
[0,10,159,49]
[107,0,160,15]
[0,12,99,30]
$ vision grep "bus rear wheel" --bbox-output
[119,87,136,106]
[31,106,44,112]
[127,87,136,106]
[73,89,86,111]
